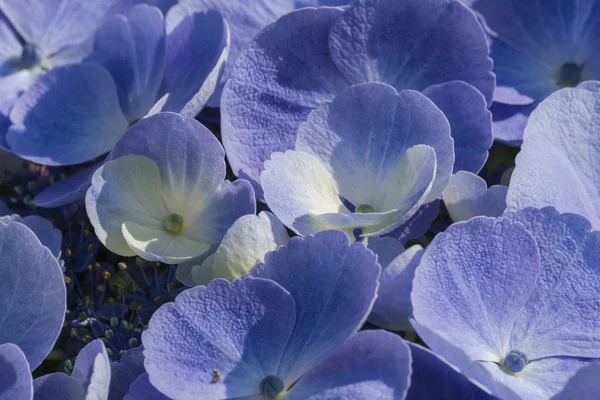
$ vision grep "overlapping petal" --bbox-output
[0,343,32,400]
[142,278,296,399]
[443,171,507,222]
[222,0,494,195]
[0,221,65,370]
[284,331,411,400]
[202,211,289,282]
[250,231,380,385]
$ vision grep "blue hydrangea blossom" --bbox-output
[262,83,453,237]
[33,340,111,400]
[443,171,507,222]
[0,221,66,399]
[86,112,255,264]
[412,207,600,399]
[507,83,600,229]
[141,231,412,399]
[471,0,600,144]
[222,0,494,198]
[6,3,228,165]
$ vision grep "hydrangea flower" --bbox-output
[262,82,453,237]
[0,0,129,148]
[5,3,228,166]
[33,340,111,400]
[443,171,507,222]
[184,211,289,287]
[507,83,600,229]
[140,230,412,399]
[365,237,424,332]
[0,221,66,398]
[173,0,352,107]
[411,207,600,399]
[222,0,494,197]
[86,112,255,264]
[470,0,600,144]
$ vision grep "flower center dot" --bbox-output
[20,43,42,68]
[164,213,184,234]
[502,350,528,373]
[355,204,375,213]
[557,62,583,87]
[259,375,284,399]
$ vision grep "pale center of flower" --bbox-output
[20,43,42,68]
[259,375,284,399]
[557,62,583,87]
[163,213,184,234]
[502,350,528,373]
[355,204,375,213]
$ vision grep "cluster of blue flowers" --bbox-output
[1,0,600,399]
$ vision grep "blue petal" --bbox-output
[411,217,540,362]
[507,86,600,226]
[384,200,440,243]
[329,0,494,103]
[422,81,492,174]
[33,373,85,400]
[503,207,600,359]
[0,343,32,400]
[109,347,146,400]
[407,342,498,400]
[410,320,521,400]
[7,63,129,165]
[221,7,349,195]
[90,4,167,121]
[250,231,380,385]
[0,215,62,258]
[285,331,411,400]
[442,171,507,222]
[551,362,600,400]
[0,221,65,370]
[33,164,101,208]
[0,199,9,215]
[152,7,228,117]
[124,373,170,400]
[0,11,21,74]
[369,244,424,331]
[489,102,535,145]
[114,0,177,15]
[142,278,296,399]
[177,0,353,108]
